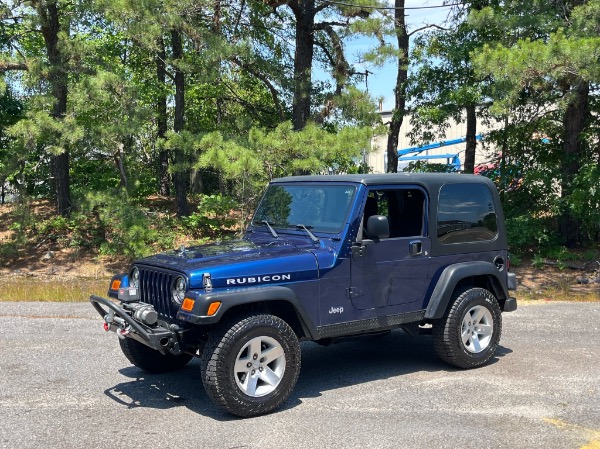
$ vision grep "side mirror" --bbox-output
[366,215,389,240]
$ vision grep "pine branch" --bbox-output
[408,24,449,37]
[230,57,285,120]
[0,61,28,72]
[313,20,348,30]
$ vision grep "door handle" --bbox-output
[409,240,422,256]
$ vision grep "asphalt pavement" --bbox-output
[0,301,599,449]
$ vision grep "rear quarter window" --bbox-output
[437,183,498,244]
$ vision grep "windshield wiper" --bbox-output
[295,224,319,244]
[260,220,279,239]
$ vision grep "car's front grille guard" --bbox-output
[138,267,177,318]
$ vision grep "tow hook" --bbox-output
[117,326,131,338]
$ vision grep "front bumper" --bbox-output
[90,295,182,355]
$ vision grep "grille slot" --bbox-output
[138,267,178,318]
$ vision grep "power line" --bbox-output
[321,1,462,10]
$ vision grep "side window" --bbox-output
[437,183,498,244]
[362,188,426,239]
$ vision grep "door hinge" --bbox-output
[409,240,422,256]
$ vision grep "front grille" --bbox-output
[138,266,179,319]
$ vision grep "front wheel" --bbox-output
[201,314,301,417]
[119,337,193,373]
[433,287,502,369]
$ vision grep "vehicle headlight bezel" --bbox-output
[130,267,140,288]
[172,276,187,304]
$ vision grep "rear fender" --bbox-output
[425,262,509,320]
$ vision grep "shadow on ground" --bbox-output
[103,331,512,420]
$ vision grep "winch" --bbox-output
[126,302,158,326]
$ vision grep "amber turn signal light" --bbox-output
[181,297,195,312]
[111,279,121,290]
[207,301,221,316]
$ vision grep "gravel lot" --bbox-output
[0,301,599,449]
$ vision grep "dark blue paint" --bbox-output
[118,178,508,332]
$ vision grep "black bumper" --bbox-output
[89,295,175,353]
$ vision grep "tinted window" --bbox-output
[363,188,425,238]
[252,184,356,233]
[437,183,497,244]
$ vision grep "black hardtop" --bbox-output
[272,173,496,190]
[273,172,507,255]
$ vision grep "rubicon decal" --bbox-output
[226,274,292,285]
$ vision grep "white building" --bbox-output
[368,110,496,173]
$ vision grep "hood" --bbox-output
[135,238,320,289]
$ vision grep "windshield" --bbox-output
[252,184,356,233]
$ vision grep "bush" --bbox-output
[81,191,159,257]
[505,215,560,254]
[183,194,239,238]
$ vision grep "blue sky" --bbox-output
[340,0,452,111]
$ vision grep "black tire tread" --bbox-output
[432,287,502,369]
[200,313,301,418]
[119,337,193,374]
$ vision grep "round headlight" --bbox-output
[130,267,140,288]
[172,276,187,304]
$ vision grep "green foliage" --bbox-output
[183,194,239,238]
[505,215,559,253]
[569,163,600,241]
[0,241,19,261]
[402,161,457,173]
[1,0,599,258]
[407,10,494,147]
[81,192,159,257]
[195,121,374,220]
[532,254,544,269]
[0,86,24,180]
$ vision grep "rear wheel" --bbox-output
[119,337,193,373]
[433,287,502,369]
[201,314,301,417]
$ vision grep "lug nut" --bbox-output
[251,370,255,375]
[247,362,252,368]
[253,354,258,360]
[259,367,263,372]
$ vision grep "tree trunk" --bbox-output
[385,0,408,173]
[114,142,128,191]
[171,29,189,217]
[156,36,170,196]
[36,0,71,216]
[559,80,589,247]
[292,0,315,131]
[463,104,477,174]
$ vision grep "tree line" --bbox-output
[1,0,599,251]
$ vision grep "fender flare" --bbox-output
[424,261,509,320]
[178,286,318,339]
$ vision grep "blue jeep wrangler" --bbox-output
[91,173,517,417]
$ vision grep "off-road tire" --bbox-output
[201,314,301,418]
[119,337,193,373]
[433,287,502,369]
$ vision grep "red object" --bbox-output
[103,322,109,331]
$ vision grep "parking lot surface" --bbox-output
[0,301,599,449]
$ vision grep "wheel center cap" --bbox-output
[252,360,260,369]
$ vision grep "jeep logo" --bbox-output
[328,306,344,314]
[226,274,291,285]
